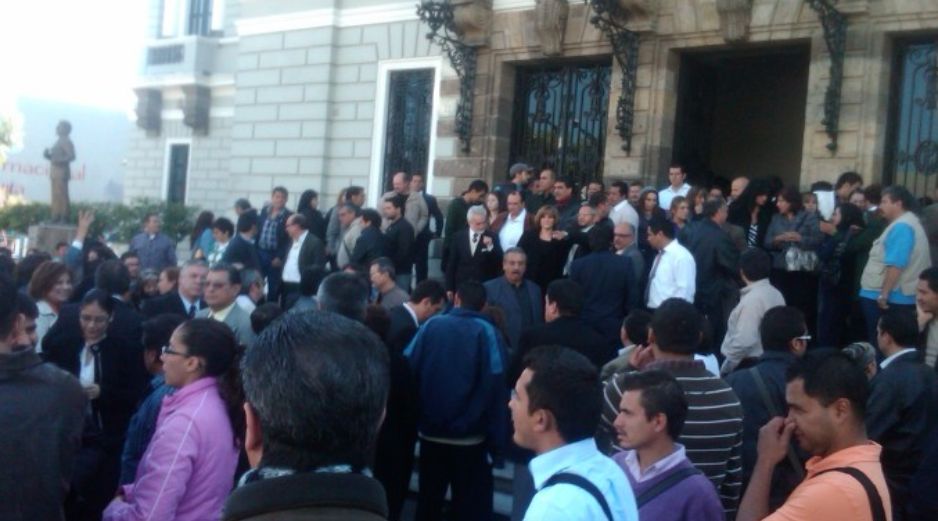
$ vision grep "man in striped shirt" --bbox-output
[599,298,745,518]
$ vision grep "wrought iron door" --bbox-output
[886,40,938,196]
[510,62,611,188]
[382,69,434,192]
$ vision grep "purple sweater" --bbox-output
[614,454,725,521]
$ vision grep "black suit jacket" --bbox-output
[513,316,614,384]
[223,234,261,270]
[387,304,419,354]
[444,229,503,291]
[866,350,938,491]
[569,251,637,348]
[141,292,202,319]
[681,219,740,309]
[43,335,146,450]
[42,298,143,360]
[351,226,386,268]
[297,232,327,272]
[301,208,327,242]
[385,219,415,274]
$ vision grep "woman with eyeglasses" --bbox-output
[44,289,146,521]
[104,318,244,521]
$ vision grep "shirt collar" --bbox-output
[178,292,195,309]
[402,302,420,326]
[210,301,237,322]
[293,231,308,246]
[880,348,918,369]
[530,438,601,489]
[619,444,687,482]
[508,209,527,222]
[741,278,772,295]
[662,239,680,253]
[805,442,883,478]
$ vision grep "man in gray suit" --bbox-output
[197,263,256,348]
[483,247,542,350]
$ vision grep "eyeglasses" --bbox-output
[614,233,633,238]
[79,315,109,325]
[161,345,191,357]
[795,334,812,342]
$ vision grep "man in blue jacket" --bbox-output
[405,280,509,521]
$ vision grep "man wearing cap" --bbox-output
[497,163,533,199]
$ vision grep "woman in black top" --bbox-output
[297,189,327,241]
[728,178,774,249]
[517,205,571,292]
[817,203,866,347]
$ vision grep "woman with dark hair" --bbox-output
[764,185,823,340]
[669,195,690,233]
[44,289,146,520]
[104,318,244,521]
[686,185,708,221]
[637,188,667,267]
[518,205,571,291]
[157,266,179,295]
[817,203,866,347]
[485,191,508,234]
[296,189,326,241]
[728,178,774,249]
[27,260,73,351]
[190,211,215,260]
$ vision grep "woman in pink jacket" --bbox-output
[104,318,244,521]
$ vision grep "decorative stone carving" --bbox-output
[616,0,657,32]
[134,88,162,136]
[182,85,211,136]
[535,0,569,56]
[450,0,493,47]
[715,0,753,42]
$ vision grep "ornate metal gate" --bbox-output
[887,40,938,196]
[510,62,611,188]
[382,68,434,192]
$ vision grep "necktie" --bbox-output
[188,304,196,318]
[472,232,480,255]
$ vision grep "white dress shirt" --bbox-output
[646,239,696,308]
[610,200,639,229]
[35,300,58,353]
[499,209,527,250]
[79,340,101,387]
[403,302,420,328]
[658,183,691,210]
[618,444,688,483]
[880,348,918,369]
[282,231,307,283]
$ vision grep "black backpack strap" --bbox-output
[543,472,614,521]
[635,466,702,508]
[748,367,805,480]
[814,467,887,521]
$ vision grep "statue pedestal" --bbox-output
[28,223,77,255]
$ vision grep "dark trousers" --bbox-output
[771,269,819,346]
[416,440,493,521]
[280,282,300,311]
[258,249,283,302]
[415,232,432,282]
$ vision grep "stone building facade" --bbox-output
[127,0,938,214]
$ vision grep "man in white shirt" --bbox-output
[281,214,325,309]
[645,218,696,309]
[500,191,528,250]
[658,164,691,211]
[510,345,638,521]
[608,181,639,230]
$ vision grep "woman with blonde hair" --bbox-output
[517,205,571,291]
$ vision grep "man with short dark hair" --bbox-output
[499,190,529,251]
[382,171,429,239]
[601,299,744,517]
[121,250,141,281]
[526,169,556,214]
[130,213,177,272]
[515,279,612,383]
[867,309,938,519]
[484,248,543,350]
[726,306,808,508]
[224,211,262,270]
[255,186,293,303]
[645,218,696,310]
[370,257,409,310]
[404,281,509,520]
[682,197,739,352]
[223,311,391,520]
[511,345,638,520]
[336,203,364,270]
[737,352,891,521]
[386,279,446,354]
[608,180,639,231]
[281,213,326,310]
[382,194,416,290]
[0,273,86,521]
[317,271,371,322]
[721,248,786,374]
[612,371,724,521]
[659,163,691,211]
[552,177,579,231]
[916,266,938,370]
[207,217,234,266]
[196,264,255,348]
[326,185,365,259]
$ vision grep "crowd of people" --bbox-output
[1,163,938,521]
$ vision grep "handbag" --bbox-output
[783,212,819,272]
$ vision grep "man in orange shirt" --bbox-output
[737,352,891,521]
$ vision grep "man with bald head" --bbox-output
[730,176,749,203]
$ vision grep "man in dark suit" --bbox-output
[141,260,207,318]
[411,174,444,283]
[224,210,262,271]
[382,194,415,290]
[444,204,502,298]
[681,197,740,353]
[42,259,144,362]
[350,209,386,269]
[280,213,326,309]
[868,310,938,521]
[569,225,637,349]
[513,279,612,383]
[483,247,542,350]
[386,279,447,354]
